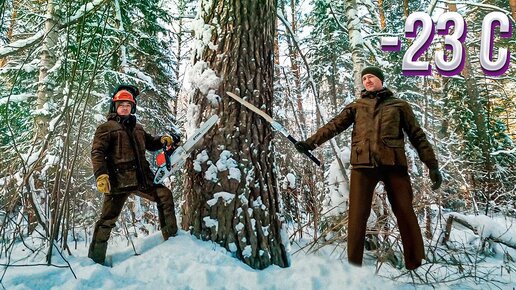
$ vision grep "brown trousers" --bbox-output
[348,167,424,270]
[88,186,177,264]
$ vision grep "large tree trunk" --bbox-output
[182,0,289,269]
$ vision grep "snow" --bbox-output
[235,222,244,231]
[20,151,41,167]
[324,147,351,216]
[215,150,241,181]
[203,217,219,231]
[183,61,222,136]
[242,245,253,258]
[207,191,235,206]
[193,149,210,172]
[185,103,200,136]
[204,163,219,182]
[125,67,155,89]
[2,224,515,290]
[0,31,46,58]
[48,114,61,131]
[190,13,216,58]
[284,173,296,189]
[252,196,267,211]
[32,102,52,116]
[206,89,221,106]
[0,93,32,105]
[93,113,105,123]
[67,0,105,25]
[449,213,516,242]
[184,61,222,95]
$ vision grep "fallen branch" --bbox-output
[444,213,516,249]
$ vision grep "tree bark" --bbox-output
[378,0,386,29]
[172,0,187,116]
[0,0,19,67]
[182,0,289,269]
[344,0,366,98]
[282,0,306,127]
[114,0,128,73]
[35,0,58,140]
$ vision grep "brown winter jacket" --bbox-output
[306,88,438,169]
[91,113,164,194]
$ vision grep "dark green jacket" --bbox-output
[306,88,438,169]
[91,114,163,194]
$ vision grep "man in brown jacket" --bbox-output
[89,84,179,265]
[295,66,442,270]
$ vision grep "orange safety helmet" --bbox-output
[113,90,136,104]
[109,84,139,114]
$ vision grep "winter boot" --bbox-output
[88,241,108,265]
[161,224,178,240]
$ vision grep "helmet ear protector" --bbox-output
[109,84,140,114]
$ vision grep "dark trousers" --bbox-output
[347,167,425,270]
[88,186,177,264]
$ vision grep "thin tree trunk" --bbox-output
[114,0,128,73]
[182,0,288,269]
[281,0,306,127]
[173,0,186,116]
[344,0,366,98]
[446,4,489,214]
[449,4,490,171]
[378,0,386,29]
[35,1,58,140]
[329,54,338,108]
[274,10,280,67]
[0,0,19,67]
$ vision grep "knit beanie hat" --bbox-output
[361,66,384,83]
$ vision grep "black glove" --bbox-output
[295,141,314,154]
[429,168,442,190]
[171,133,181,145]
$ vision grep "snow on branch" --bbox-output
[437,0,515,22]
[444,213,516,249]
[0,0,108,59]
[490,148,516,156]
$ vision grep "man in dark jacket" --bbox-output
[296,66,442,270]
[89,84,179,265]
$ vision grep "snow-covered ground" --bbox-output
[1,215,515,290]
[1,231,397,290]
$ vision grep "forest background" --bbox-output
[0,0,515,287]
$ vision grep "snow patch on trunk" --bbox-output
[193,149,210,172]
[207,191,235,206]
[203,217,218,231]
